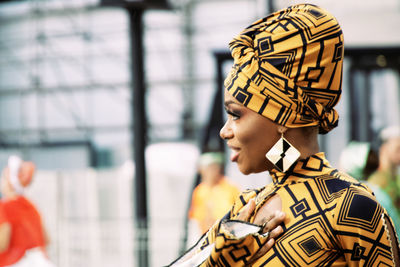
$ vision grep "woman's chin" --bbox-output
[237,164,256,175]
[236,164,249,175]
[239,169,252,175]
[237,163,269,175]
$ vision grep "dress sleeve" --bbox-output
[334,186,400,266]
[168,189,262,267]
[199,220,269,266]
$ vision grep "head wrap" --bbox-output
[6,155,34,195]
[224,4,344,134]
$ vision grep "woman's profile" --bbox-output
[169,4,400,266]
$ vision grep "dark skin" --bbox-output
[220,90,400,264]
[219,89,320,261]
[220,90,319,174]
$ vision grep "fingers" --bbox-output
[269,225,283,240]
[236,198,256,221]
[262,210,285,234]
[247,211,285,264]
[251,238,275,261]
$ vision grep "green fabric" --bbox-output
[198,152,224,167]
[367,182,400,234]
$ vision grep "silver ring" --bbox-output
[261,220,268,229]
[261,231,270,238]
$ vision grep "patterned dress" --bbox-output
[170,153,400,266]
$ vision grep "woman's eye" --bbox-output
[227,110,240,120]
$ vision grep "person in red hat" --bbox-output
[0,156,55,267]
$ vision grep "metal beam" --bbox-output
[129,8,149,267]
[0,78,215,96]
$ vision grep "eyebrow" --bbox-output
[224,100,240,107]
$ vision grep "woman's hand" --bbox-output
[236,198,285,263]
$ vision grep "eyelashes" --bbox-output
[226,109,240,120]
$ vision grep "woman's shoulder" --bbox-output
[321,172,383,225]
[313,169,369,193]
[312,170,379,211]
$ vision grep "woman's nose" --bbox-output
[220,121,233,140]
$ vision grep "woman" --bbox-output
[169,4,399,266]
[0,156,55,267]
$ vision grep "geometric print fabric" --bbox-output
[225,4,344,134]
[174,153,399,266]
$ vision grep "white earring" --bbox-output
[265,133,300,172]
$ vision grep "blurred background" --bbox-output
[0,0,399,266]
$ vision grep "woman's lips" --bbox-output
[229,146,240,162]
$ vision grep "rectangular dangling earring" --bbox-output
[265,132,301,172]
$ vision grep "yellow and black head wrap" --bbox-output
[224,4,344,134]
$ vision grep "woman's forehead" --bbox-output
[224,90,241,106]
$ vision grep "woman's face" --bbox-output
[220,90,281,174]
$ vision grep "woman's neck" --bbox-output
[285,127,320,159]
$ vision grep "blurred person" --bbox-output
[339,141,400,232]
[188,152,240,236]
[169,4,399,266]
[369,125,400,209]
[0,156,55,267]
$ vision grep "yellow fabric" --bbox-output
[189,177,240,233]
[195,153,399,266]
[225,4,344,134]
[202,225,269,266]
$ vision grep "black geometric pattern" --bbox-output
[315,176,350,204]
[228,244,251,262]
[301,155,324,171]
[290,198,311,218]
[277,216,336,266]
[257,36,274,56]
[367,247,394,266]
[337,189,382,232]
[351,243,366,261]
[332,41,344,63]
[299,236,322,257]
[171,153,399,266]
[171,3,400,265]
[232,87,252,106]
[262,49,297,76]
[306,7,326,20]
[305,66,325,83]
[275,138,289,171]
[227,4,344,134]
[266,137,300,172]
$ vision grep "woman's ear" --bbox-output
[277,126,288,135]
